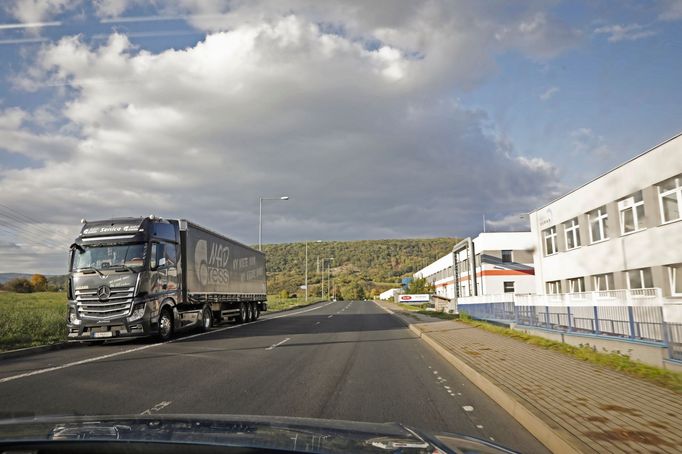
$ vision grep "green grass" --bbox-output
[267,296,325,312]
[453,312,682,394]
[0,291,67,351]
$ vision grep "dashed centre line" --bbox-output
[265,338,291,351]
[140,400,172,415]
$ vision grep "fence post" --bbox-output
[567,306,573,332]
[627,306,636,339]
[593,306,600,335]
[545,306,550,328]
[514,304,519,324]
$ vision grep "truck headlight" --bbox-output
[128,303,146,321]
[68,308,80,325]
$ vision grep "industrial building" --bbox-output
[528,132,682,306]
[414,232,535,300]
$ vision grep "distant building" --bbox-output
[414,232,535,300]
[379,288,401,300]
[529,132,682,304]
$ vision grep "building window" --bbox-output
[563,217,581,250]
[627,268,654,289]
[501,250,512,263]
[568,277,585,293]
[618,191,645,234]
[543,227,558,255]
[588,206,609,243]
[658,174,682,223]
[668,264,682,296]
[593,273,614,291]
[503,281,515,293]
[546,280,562,294]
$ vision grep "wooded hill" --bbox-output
[262,237,459,299]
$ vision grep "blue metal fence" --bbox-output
[459,302,682,361]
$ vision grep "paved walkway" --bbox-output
[379,301,682,454]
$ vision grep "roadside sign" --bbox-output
[398,294,430,303]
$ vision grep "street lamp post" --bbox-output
[325,257,335,301]
[305,240,322,302]
[258,196,289,251]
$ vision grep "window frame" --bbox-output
[568,277,585,293]
[563,217,581,250]
[618,191,645,235]
[543,226,558,256]
[593,273,614,291]
[658,175,682,224]
[546,280,561,294]
[501,250,512,263]
[668,264,682,297]
[588,206,609,244]
[627,268,654,290]
[503,281,515,293]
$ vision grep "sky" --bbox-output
[0,0,681,274]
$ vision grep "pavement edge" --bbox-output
[0,341,78,361]
[375,301,582,454]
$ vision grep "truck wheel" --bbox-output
[254,303,261,320]
[201,306,212,332]
[245,302,254,323]
[158,308,175,341]
[237,302,247,324]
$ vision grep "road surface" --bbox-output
[0,300,548,452]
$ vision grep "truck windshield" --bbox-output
[72,243,147,272]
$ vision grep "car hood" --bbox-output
[0,414,516,453]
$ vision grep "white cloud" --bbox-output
[539,86,559,101]
[0,3,571,273]
[659,0,682,21]
[485,213,530,232]
[594,23,656,43]
[570,128,611,158]
[2,0,82,32]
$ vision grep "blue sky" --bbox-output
[0,0,681,273]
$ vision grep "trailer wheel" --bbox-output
[201,306,212,332]
[245,302,254,323]
[158,308,175,341]
[237,302,247,324]
[254,303,261,320]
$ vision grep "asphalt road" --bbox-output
[0,300,548,453]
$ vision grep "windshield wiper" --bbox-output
[78,267,104,277]
[110,264,137,273]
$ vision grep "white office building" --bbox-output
[414,232,535,300]
[379,288,401,300]
[529,133,682,315]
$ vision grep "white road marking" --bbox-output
[0,301,334,385]
[315,322,320,325]
[462,406,474,412]
[328,315,334,318]
[476,425,484,429]
[444,386,451,389]
[140,400,172,415]
[266,337,291,351]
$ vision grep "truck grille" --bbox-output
[75,286,135,319]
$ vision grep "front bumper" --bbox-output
[67,303,154,341]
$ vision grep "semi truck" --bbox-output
[66,216,267,342]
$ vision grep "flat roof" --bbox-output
[530,130,682,213]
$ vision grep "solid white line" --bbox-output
[265,338,291,351]
[0,301,333,385]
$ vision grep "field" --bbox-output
[0,292,321,351]
[0,291,67,351]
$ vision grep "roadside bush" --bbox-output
[4,278,34,293]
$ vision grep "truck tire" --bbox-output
[245,302,254,323]
[158,308,175,341]
[201,306,212,332]
[237,302,247,324]
[254,303,261,320]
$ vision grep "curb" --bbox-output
[377,301,584,454]
[0,341,78,361]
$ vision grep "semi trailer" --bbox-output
[66,216,267,341]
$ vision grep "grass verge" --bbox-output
[454,312,682,394]
[0,292,67,351]
[267,296,325,312]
